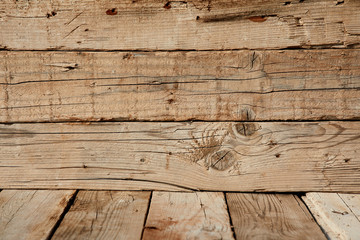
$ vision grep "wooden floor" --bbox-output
[0,190,358,240]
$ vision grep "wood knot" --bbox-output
[235,123,257,136]
[208,150,236,171]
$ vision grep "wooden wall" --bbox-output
[0,0,359,192]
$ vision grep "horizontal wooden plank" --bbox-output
[1,50,359,122]
[303,193,360,240]
[143,192,234,239]
[0,0,359,50]
[52,191,150,240]
[0,190,76,240]
[226,193,326,240]
[0,121,359,192]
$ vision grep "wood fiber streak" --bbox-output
[303,193,360,240]
[1,50,359,122]
[226,193,326,240]
[0,0,360,50]
[0,190,76,240]
[0,121,359,192]
[143,192,234,240]
[52,191,150,240]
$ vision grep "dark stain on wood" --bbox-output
[46,11,57,18]
[235,123,257,136]
[248,16,268,22]
[123,53,133,60]
[106,8,118,15]
[336,0,344,5]
[163,2,171,9]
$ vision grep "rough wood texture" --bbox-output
[303,193,360,240]
[0,121,359,192]
[226,193,326,240]
[52,191,150,240]
[143,192,234,240]
[0,190,76,240]
[0,0,360,50]
[1,50,360,123]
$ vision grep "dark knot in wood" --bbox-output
[235,123,257,136]
[209,150,236,171]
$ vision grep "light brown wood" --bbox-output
[0,121,359,192]
[0,190,76,240]
[226,193,326,240]
[52,191,150,240]
[0,0,359,50]
[303,193,360,240]
[1,50,360,123]
[143,192,234,240]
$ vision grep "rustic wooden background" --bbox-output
[1,0,359,192]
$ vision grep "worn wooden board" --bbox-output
[0,0,360,50]
[143,192,234,239]
[0,190,76,240]
[303,193,360,240]
[226,193,326,240]
[0,121,359,192]
[52,191,150,240]
[1,50,360,123]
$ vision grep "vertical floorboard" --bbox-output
[303,193,360,240]
[226,193,326,240]
[0,190,76,240]
[143,192,234,240]
[51,191,150,240]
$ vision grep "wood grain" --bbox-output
[143,192,234,240]
[52,191,150,240]
[303,193,360,240]
[0,190,76,240]
[0,0,360,50]
[1,50,360,123]
[226,193,326,240]
[0,121,359,192]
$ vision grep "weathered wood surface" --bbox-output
[0,190,76,240]
[0,0,360,50]
[303,193,360,240]
[226,193,326,240]
[52,191,150,240]
[0,121,359,192]
[143,192,234,240]
[1,50,360,123]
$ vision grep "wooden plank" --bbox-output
[0,190,76,240]
[143,192,234,240]
[52,191,150,240]
[226,193,326,240]
[339,194,360,219]
[0,0,360,50]
[303,193,360,240]
[0,121,359,192]
[1,50,360,123]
